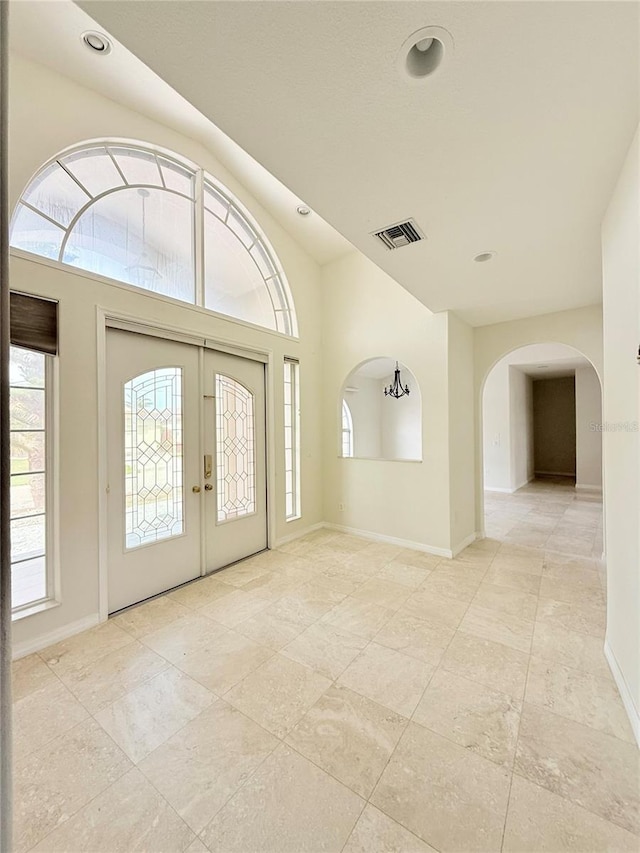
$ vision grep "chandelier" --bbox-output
[384,362,410,399]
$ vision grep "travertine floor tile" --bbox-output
[286,684,407,797]
[140,613,227,664]
[441,631,529,698]
[473,582,538,621]
[375,561,432,588]
[413,668,521,767]
[484,564,542,594]
[200,745,363,853]
[503,775,640,852]
[199,588,271,628]
[515,703,640,835]
[338,642,434,716]
[281,621,367,680]
[532,621,611,678]
[12,653,57,701]
[14,679,89,761]
[374,611,454,665]
[458,603,534,653]
[175,628,273,695]
[351,577,412,609]
[418,569,482,603]
[113,596,191,639]
[168,575,236,609]
[322,597,393,639]
[58,640,169,713]
[13,719,131,853]
[371,722,511,852]
[139,699,278,833]
[536,596,606,637]
[224,654,331,737]
[31,768,194,852]
[235,597,314,650]
[400,588,469,629]
[39,620,133,677]
[525,656,636,742]
[94,667,214,762]
[343,804,437,853]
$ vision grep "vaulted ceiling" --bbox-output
[28,2,640,324]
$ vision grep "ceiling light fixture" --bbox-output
[384,362,410,400]
[82,31,112,55]
[399,26,453,80]
[296,205,311,216]
[474,252,495,263]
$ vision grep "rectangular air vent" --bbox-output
[371,218,425,250]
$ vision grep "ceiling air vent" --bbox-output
[372,218,425,250]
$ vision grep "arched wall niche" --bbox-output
[340,357,422,461]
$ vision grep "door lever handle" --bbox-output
[204,454,213,479]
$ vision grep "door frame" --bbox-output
[96,307,275,621]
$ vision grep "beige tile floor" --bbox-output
[12,480,640,852]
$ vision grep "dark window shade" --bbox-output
[10,291,58,356]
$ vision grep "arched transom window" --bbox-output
[11,142,298,337]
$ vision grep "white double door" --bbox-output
[106,329,267,613]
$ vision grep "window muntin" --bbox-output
[10,346,50,611]
[11,143,297,337]
[124,367,185,548]
[284,359,301,520]
[341,400,353,458]
[215,375,256,522]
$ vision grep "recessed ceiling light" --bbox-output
[82,31,112,55]
[399,26,453,80]
[296,205,311,217]
[474,251,495,263]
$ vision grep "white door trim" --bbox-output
[96,307,275,622]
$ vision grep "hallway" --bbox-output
[12,483,638,852]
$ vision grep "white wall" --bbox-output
[381,374,422,461]
[482,361,512,491]
[345,379,382,459]
[601,125,640,741]
[322,252,456,555]
[9,56,325,655]
[509,367,534,490]
[575,366,603,489]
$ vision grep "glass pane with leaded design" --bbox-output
[124,368,184,548]
[215,375,256,522]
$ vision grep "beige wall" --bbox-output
[321,252,460,555]
[575,366,603,489]
[602,125,640,742]
[532,377,576,477]
[510,368,535,490]
[10,56,325,655]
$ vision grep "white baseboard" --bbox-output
[604,639,640,749]
[324,522,453,558]
[12,613,101,661]
[272,521,325,548]
[534,470,575,478]
[452,532,478,557]
[575,484,603,493]
[484,486,516,494]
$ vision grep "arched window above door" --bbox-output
[11,142,298,337]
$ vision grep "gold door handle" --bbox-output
[192,486,201,493]
[204,483,213,491]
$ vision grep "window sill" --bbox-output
[285,515,303,523]
[12,597,61,622]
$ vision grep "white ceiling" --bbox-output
[73,0,639,326]
[8,0,353,266]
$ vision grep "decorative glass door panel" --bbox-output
[205,351,267,572]
[215,375,256,522]
[106,331,201,613]
[124,367,184,547]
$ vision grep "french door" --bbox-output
[106,329,267,613]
